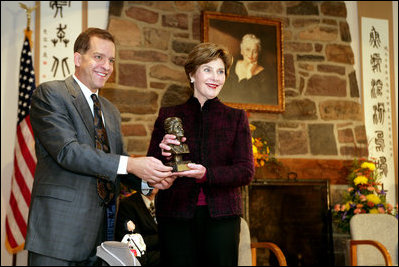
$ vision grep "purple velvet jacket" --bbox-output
[147,97,254,219]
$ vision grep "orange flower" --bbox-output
[367,186,375,191]
[354,208,362,214]
[387,203,393,211]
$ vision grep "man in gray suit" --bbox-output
[25,28,174,265]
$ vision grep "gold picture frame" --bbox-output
[202,11,284,112]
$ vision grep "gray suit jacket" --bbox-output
[25,75,141,261]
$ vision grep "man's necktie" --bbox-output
[91,94,115,204]
[91,94,116,241]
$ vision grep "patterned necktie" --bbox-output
[91,94,115,205]
[92,94,117,241]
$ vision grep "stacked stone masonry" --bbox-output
[102,1,368,183]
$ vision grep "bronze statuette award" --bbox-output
[164,117,191,172]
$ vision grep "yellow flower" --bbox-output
[353,175,368,185]
[361,162,376,171]
[344,201,353,211]
[369,208,379,214]
[366,194,381,204]
[252,144,258,154]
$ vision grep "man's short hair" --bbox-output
[74,27,115,54]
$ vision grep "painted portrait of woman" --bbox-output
[220,33,277,105]
[203,12,284,112]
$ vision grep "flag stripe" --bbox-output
[13,155,32,206]
[16,122,36,177]
[25,114,35,136]
[9,192,27,238]
[10,173,30,223]
[9,171,29,240]
[5,218,18,249]
[14,138,34,194]
[6,194,25,249]
[20,116,36,162]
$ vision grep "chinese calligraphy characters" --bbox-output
[41,2,82,82]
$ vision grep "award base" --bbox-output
[167,161,191,172]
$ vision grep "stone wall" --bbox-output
[102,1,367,184]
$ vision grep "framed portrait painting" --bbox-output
[202,12,284,112]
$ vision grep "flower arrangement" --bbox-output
[332,158,397,233]
[249,123,277,168]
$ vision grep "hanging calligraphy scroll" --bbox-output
[35,1,87,84]
[361,17,395,204]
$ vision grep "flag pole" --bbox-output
[19,2,38,46]
[7,4,38,266]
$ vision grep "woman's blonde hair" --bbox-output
[184,42,232,89]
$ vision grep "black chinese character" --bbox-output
[370,79,383,98]
[51,24,69,47]
[376,156,388,177]
[370,53,382,73]
[372,103,385,125]
[374,130,385,152]
[369,26,381,48]
[49,1,71,18]
[51,56,70,77]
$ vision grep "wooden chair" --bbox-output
[251,242,287,266]
[349,214,398,266]
[239,217,287,266]
[350,240,392,266]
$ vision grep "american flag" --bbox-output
[5,31,37,254]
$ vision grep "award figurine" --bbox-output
[164,117,191,172]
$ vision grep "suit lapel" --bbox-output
[65,76,95,143]
[65,76,120,153]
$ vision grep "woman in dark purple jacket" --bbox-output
[147,42,254,266]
